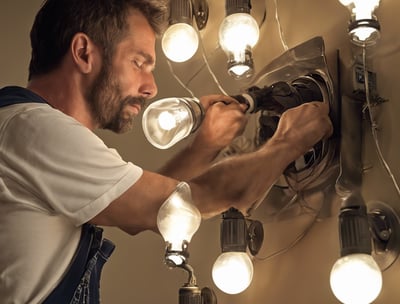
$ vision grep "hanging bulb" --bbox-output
[162,23,199,62]
[157,182,201,264]
[211,208,261,295]
[212,252,253,294]
[142,97,204,149]
[161,0,206,63]
[330,253,382,304]
[338,0,381,45]
[219,0,259,79]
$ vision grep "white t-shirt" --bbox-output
[0,103,143,303]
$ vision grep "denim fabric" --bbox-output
[42,224,115,304]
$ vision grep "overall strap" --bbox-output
[42,224,116,304]
[0,86,48,107]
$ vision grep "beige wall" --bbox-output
[1,0,400,303]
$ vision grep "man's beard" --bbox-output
[87,64,145,133]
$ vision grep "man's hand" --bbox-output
[267,101,333,160]
[191,94,248,153]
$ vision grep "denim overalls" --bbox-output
[0,86,116,304]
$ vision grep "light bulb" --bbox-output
[157,182,201,253]
[330,253,382,304]
[338,0,381,45]
[142,97,204,149]
[212,252,253,294]
[162,23,199,62]
[219,13,259,78]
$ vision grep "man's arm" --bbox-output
[90,101,333,235]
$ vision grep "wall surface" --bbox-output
[1,0,400,303]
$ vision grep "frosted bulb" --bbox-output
[212,252,253,294]
[157,182,201,252]
[218,13,259,54]
[330,253,382,304]
[162,23,199,62]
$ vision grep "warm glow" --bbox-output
[142,98,201,149]
[330,253,382,304]
[338,0,380,20]
[162,23,199,62]
[229,63,251,77]
[351,26,378,42]
[218,13,259,54]
[158,111,178,131]
[157,182,201,252]
[212,252,253,294]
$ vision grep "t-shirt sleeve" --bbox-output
[1,104,143,226]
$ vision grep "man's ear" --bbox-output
[71,33,97,74]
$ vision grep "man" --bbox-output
[0,0,333,303]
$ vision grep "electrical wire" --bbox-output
[196,27,228,95]
[166,60,196,98]
[273,0,289,51]
[362,47,400,198]
[254,196,319,261]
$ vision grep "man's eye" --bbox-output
[133,60,144,68]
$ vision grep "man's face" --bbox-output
[88,9,157,133]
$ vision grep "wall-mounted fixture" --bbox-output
[218,0,259,79]
[338,0,381,46]
[330,194,400,304]
[142,73,329,151]
[211,208,263,294]
[157,182,217,304]
[162,0,208,62]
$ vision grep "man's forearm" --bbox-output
[188,137,297,219]
[158,140,221,181]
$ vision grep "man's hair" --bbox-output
[28,0,168,80]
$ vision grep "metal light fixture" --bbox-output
[218,0,259,79]
[211,208,263,294]
[330,193,400,304]
[338,0,381,46]
[142,76,326,152]
[157,182,217,304]
[162,0,208,62]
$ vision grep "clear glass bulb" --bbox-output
[338,0,381,44]
[212,252,253,295]
[330,253,382,304]
[157,182,201,252]
[219,13,259,54]
[162,23,199,62]
[219,13,259,78]
[142,97,203,149]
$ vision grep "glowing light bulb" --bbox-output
[219,13,259,55]
[330,253,382,304]
[162,23,199,62]
[218,13,259,78]
[142,97,204,149]
[338,0,381,45]
[158,112,177,131]
[157,182,201,253]
[212,252,253,294]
